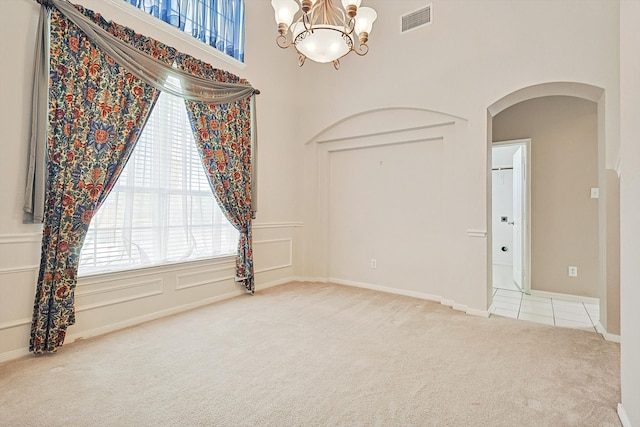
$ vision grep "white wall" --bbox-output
[619,0,640,424]
[300,0,620,312]
[327,115,449,299]
[0,0,303,361]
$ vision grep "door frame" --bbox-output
[491,138,532,294]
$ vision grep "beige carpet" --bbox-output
[0,282,621,426]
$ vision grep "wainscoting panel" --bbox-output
[0,233,40,272]
[175,265,235,291]
[75,278,164,312]
[0,234,41,360]
[254,238,293,274]
[0,223,302,362]
[0,269,37,329]
[0,324,32,362]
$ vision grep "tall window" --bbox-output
[125,0,245,62]
[78,89,239,276]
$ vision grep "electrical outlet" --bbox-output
[568,266,578,277]
[370,259,377,269]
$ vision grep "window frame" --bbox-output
[96,0,246,70]
[78,87,239,277]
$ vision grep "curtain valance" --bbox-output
[47,0,256,102]
[26,0,258,222]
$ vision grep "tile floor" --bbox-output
[490,288,600,333]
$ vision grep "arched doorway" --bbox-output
[486,83,620,339]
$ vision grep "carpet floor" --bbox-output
[0,282,621,426]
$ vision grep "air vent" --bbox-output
[401,5,432,33]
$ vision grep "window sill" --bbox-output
[78,254,236,281]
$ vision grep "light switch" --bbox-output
[590,188,599,199]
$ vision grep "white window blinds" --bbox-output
[78,89,238,276]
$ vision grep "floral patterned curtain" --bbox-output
[30,6,177,353]
[176,53,255,293]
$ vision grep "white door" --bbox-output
[512,147,525,289]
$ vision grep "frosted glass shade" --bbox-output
[292,25,353,63]
[271,0,299,26]
[354,7,377,34]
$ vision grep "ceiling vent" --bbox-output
[401,4,432,33]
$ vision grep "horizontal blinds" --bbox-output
[79,89,238,275]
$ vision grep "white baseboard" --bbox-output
[0,347,32,364]
[452,303,468,312]
[0,277,294,364]
[618,403,632,427]
[67,278,288,344]
[293,276,329,284]
[529,289,599,305]
[466,307,491,318]
[595,322,621,343]
[1,277,493,363]
[330,277,442,302]
[66,289,246,345]
[256,277,297,290]
[328,278,489,318]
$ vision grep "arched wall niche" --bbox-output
[301,107,493,315]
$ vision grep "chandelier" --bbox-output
[270,0,377,69]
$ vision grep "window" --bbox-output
[78,89,239,275]
[125,0,246,62]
